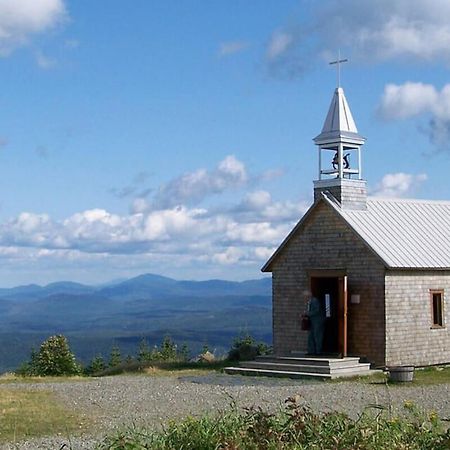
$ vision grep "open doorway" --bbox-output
[310,275,347,357]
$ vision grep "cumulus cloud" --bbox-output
[0,0,67,55]
[372,172,427,198]
[318,0,450,62]
[218,40,249,57]
[379,82,438,120]
[0,157,304,280]
[231,190,308,223]
[151,155,248,209]
[379,82,450,147]
[265,0,450,78]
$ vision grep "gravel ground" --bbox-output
[2,373,450,449]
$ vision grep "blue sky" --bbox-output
[0,0,450,286]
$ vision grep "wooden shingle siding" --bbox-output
[271,201,386,366]
[385,271,450,366]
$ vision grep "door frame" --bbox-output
[308,269,348,357]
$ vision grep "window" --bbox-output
[430,290,444,328]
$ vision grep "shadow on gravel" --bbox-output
[178,374,322,387]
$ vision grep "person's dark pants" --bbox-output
[307,319,324,354]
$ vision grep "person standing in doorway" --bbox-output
[305,290,325,355]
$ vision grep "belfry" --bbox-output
[313,86,367,209]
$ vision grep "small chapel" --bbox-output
[226,74,450,378]
[261,82,450,370]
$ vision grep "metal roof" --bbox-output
[323,194,450,269]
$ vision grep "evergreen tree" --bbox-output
[160,336,177,360]
[137,338,152,362]
[33,335,80,376]
[109,346,122,367]
[85,355,106,375]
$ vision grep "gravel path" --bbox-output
[2,373,450,449]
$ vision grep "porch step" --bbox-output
[255,355,363,368]
[224,367,332,379]
[240,360,371,375]
[224,355,373,380]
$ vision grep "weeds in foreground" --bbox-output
[97,396,450,450]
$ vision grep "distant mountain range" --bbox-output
[0,274,272,372]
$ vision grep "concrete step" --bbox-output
[241,360,371,375]
[224,366,332,379]
[224,366,373,380]
[255,355,363,368]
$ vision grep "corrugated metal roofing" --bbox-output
[324,195,450,269]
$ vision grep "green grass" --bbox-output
[97,397,450,450]
[412,366,450,385]
[94,359,230,377]
[0,373,89,384]
[348,366,450,386]
[0,388,89,443]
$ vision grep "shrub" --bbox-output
[228,334,271,361]
[18,335,81,376]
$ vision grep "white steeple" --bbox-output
[312,78,367,210]
[322,87,358,135]
[314,87,364,144]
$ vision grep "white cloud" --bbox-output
[212,247,244,265]
[321,0,450,62]
[35,49,56,69]
[232,190,308,223]
[152,155,248,209]
[379,82,450,146]
[0,0,67,55]
[218,40,249,57]
[265,0,450,78]
[372,172,427,198]
[266,31,293,60]
[0,157,306,281]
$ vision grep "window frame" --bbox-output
[430,289,445,329]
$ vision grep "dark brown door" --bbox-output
[337,276,348,357]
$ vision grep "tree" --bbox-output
[160,335,177,360]
[137,338,152,363]
[109,346,122,367]
[85,355,106,375]
[30,335,81,376]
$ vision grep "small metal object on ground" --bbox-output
[388,366,415,382]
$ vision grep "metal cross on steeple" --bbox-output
[329,50,348,88]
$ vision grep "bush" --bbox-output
[18,335,81,376]
[228,334,271,361]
